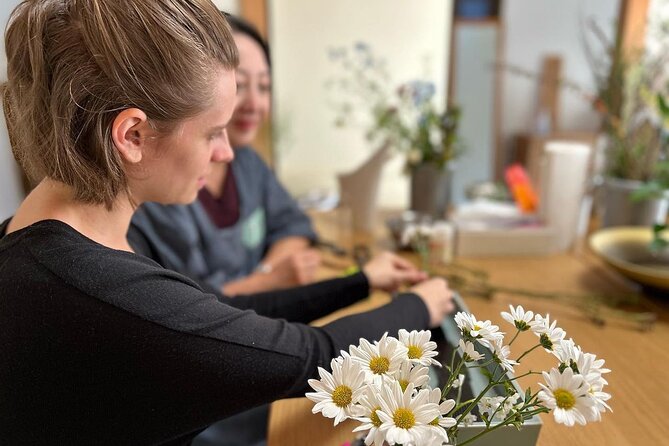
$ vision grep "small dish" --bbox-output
[589,226,669,290]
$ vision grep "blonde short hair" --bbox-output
[3,0,238,208]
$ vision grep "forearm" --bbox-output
[221,271,284,295]
[261,236,311,267]
[227,272,370,323]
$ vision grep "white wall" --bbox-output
[501,0,620,164]
[0,0,24,221]
[269,0,453,208]
[211,0,239,15]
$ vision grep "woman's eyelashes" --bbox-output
[208,129,225,141]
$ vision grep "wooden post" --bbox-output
[617,0,650,57]
[238,0,274,167]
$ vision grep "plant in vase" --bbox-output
[327,43,464,218]
[584,16,669,227]
[306,306,611,445]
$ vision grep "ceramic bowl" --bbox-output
[589,226,669,290]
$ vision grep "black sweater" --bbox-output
[0,220,429,445]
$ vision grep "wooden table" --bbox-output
[267,211,669,446]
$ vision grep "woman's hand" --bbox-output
[268,249,322,287]
[362,251,428,292]
[408,277,455,327]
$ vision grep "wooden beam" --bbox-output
[238,0,273,166]
[239,0,268,39]
[617,0,650,57]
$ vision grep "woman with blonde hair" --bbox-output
[0,1,454,444]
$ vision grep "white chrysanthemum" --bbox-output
[401,223,433,247]
[577,351,611,385]
[461,413,477,426]
[454,312,504,344]
[451,373,465,389]
[376,383,439,446]
[530,314,566,352]
[478,396,501,420]
[538,368,595,426]
[489,338,517,374]
[350,333,407,384]
[306,354,367,425]
[426,388,456,430]
[392,360,430,392]
[352,384,387,446]
[501,305,534,331]
[499,393,522,420]
[398,329,441,367]
[553,338,581,365]
[585,379,612,422]
[458,339,484,362]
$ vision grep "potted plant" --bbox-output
[328,43,464,218]
[585,18,669,227]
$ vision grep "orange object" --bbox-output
[505,164,539,213]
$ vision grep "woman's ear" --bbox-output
[111,108,151,164]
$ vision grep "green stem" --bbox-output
[508,329,521,346]
[516,343,542,363]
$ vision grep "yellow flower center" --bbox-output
[369,356,390,375]
[553,388,576,410]
[370,407,382,427]
[407,345,423,360]
[429,417,440,426]
[331,385,352,408]
[399,379,409,392]
[393,408,416,429]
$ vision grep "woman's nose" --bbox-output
[211,130,234,163]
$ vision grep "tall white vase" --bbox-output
[337,143,392,232]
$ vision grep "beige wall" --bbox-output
[500,0,620,165]
[269,0,453,208]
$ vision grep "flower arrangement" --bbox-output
[327,42,464,171]
[306,306,611,446]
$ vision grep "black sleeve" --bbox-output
[2,226,432,445]
[129,220,372,323]
[224,272,370,323]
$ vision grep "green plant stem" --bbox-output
[516,343,543,363]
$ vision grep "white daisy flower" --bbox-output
[398,329,441,367]
[350,333,406,384]
[585,380,612,422]
[306,354,367,425]
[461,413,477,426]
[499,393,522,420]
[401,223,433,247]
[392,360,430,392]
[489,338,518,374]
[352,384,387,446]
[376,382,439,446]
[501,305,534,331]
[538,367,595,426]
[454,312,504,344]
[458,339,484,362]
[530,314,566,352]
[426,388,456,433]
[451,373,466,389]
[478,396,501,420]
[577,351,611,385]
[552,338,581,365]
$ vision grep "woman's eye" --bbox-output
[208,131,224,141]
